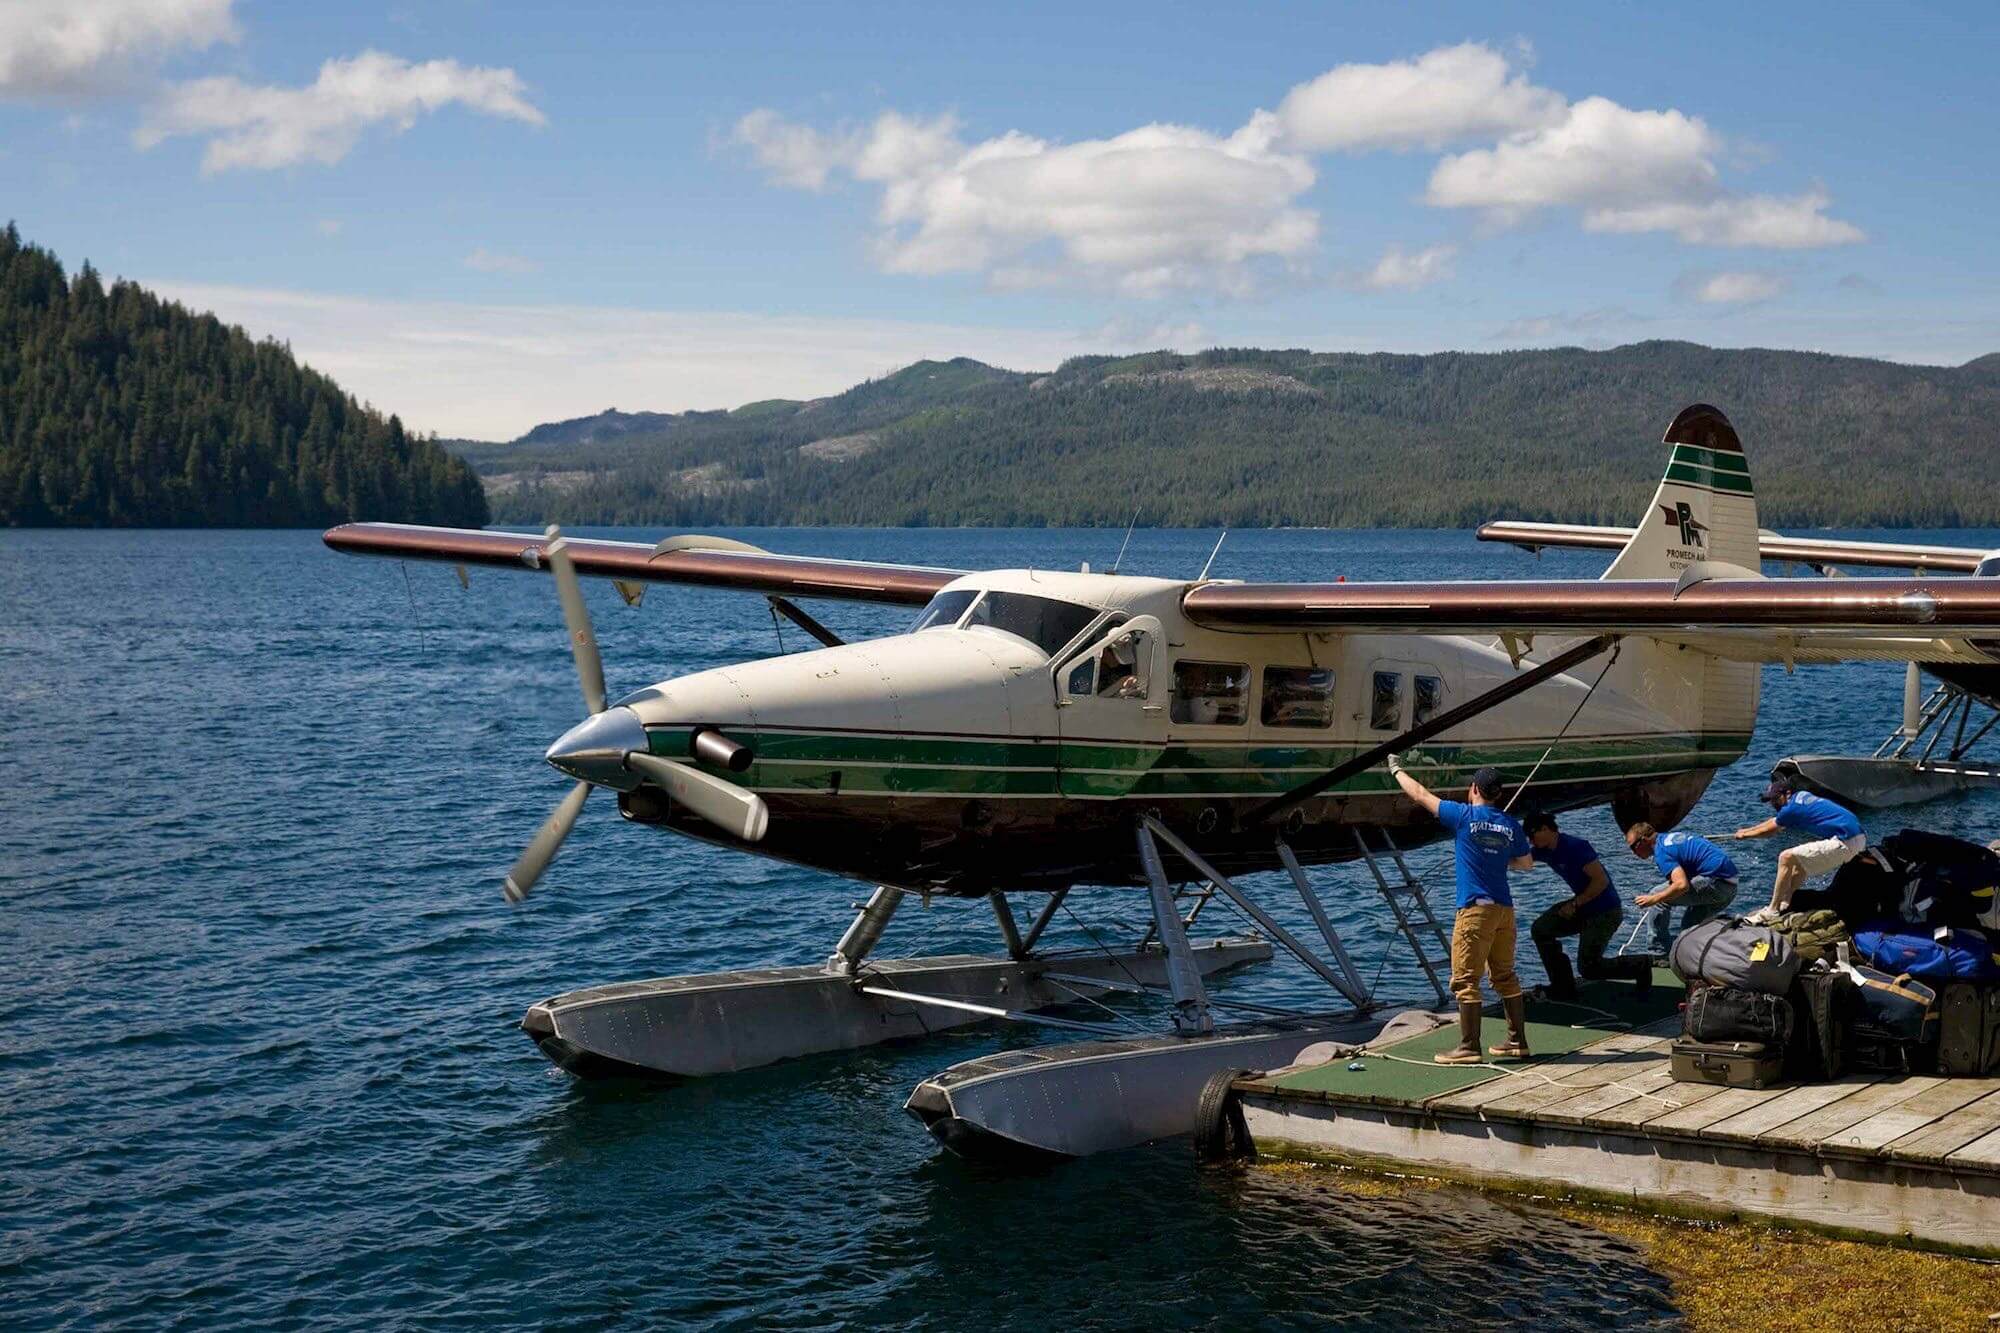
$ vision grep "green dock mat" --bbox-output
[1270,968,1683,1105]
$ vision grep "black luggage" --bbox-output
[1939,983,2000,1076]
[1670,1038,1786,1089]
[1879,829,2000,928]
[1684,984,1795,1046]
[1847,1035,1937,1075]
[1794,849,1904,928]
[1786,968,1855,1081]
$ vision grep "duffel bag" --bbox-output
[1786,967,1856,1081]
[1685,984,1795,1046]
[1851,923,2000,983]
[1670,916,1802,994]
[1771,908,1849,964]
[1838,961,1939,1045]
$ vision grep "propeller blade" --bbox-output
[545,524,607,716]
[628,752,769,843]
[504,780,592,903]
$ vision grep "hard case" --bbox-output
[1938,983,2000,1076]
[1669,1037,1786,1090]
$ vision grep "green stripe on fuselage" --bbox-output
[648,727,1752,799]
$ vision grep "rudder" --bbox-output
[1601,404,1760,581]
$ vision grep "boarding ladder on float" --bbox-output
[1351,828,1453,1008]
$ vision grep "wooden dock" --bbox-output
[1233,977,2000,1255]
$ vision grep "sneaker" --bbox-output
[1743,906,1779,926]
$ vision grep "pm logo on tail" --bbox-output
[1661,501,1708,549]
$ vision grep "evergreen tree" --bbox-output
[0,225,488,528]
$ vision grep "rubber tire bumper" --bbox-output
[1192,1067,1255,1163]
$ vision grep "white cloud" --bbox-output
[1682,270,1790,304]
[0,0,238,98]
[729,108,861,190]
[1586,189,1862,249]
[135,50,544,173]
[316,218,342,237]
[1351,243,1457,291]
[142,281,1175,439]
[737,45,1862,296]
[463,247,537,274]
[1273,42,1564,152]
[735,108,1317,295]
[1427,97,1861,248]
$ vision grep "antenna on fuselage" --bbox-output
[1110,507,1140,574]
[1197,530,1228,581]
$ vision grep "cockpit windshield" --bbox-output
[1978,551,2000,578]
[962,591,1100,658]
[911,589,979,631]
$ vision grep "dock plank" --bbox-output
[1644,1083,1792,1134]
[1702,1081,1870,1142]
[1573,1074,1727,1130]
[1820,1081,1995,1155]
[1535,1064,1680,1127]
[1887,1089,2000,1166]
[1945,1122,2000,1169]
[1754,1076,1946,1150]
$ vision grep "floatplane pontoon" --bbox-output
[329,405,2000,1163]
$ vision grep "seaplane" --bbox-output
[328,404,2000,1163]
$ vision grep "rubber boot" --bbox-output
[1534,935,1577,1002]
[1489,994,1531,1060]
[1434,1001,1485,1065]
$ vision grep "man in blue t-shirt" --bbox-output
[1525,812,1652,1001]
[1388,755,1535,1065]
[1734,778,1867,922]
[1626,823,1741,956]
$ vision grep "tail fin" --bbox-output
[1599,404,1761,812]
[1601,404,1760,581]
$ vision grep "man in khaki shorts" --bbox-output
[1388,758,1536,1065]
[1735,778,1866,922]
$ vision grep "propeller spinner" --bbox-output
[502,525,769,904]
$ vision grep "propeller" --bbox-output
[502,524,770,904]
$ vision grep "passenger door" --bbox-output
[1055,616,1164,798]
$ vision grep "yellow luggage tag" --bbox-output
[1749,940,1770,963]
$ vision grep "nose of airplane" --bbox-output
[546,705,648,790]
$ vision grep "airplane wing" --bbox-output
[323,522,960,606]
[1181,575,2000,666]
[1476,519,1990,574]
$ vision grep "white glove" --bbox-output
[1385,752,1405,775]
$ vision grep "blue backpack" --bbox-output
[1851,923,2000,983]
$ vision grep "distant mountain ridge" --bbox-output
[458,344,2000,529]
[0,226,486,528]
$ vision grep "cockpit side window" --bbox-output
[963,591,1101,658]
[912,589,978,632]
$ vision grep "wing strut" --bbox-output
[1242,633,1623,829]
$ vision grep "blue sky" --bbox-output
[4,1,1997,438]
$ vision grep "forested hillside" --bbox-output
[466,345,2000,529]
[0,226,487,528]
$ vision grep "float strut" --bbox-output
[827,886,904,975]
[989,892,1026,959]
[1135,822,1214,1036]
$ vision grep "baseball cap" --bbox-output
[1470,766,1504,801]
[1759,777,1794,807]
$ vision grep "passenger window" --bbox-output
[1172,661,1248,725]
[1261,666,1335,728]
[1413,674,1444,727]
[1065,657,1096,697]
[1370,671,1404,731]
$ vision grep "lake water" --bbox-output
[6,525,2000,1331]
